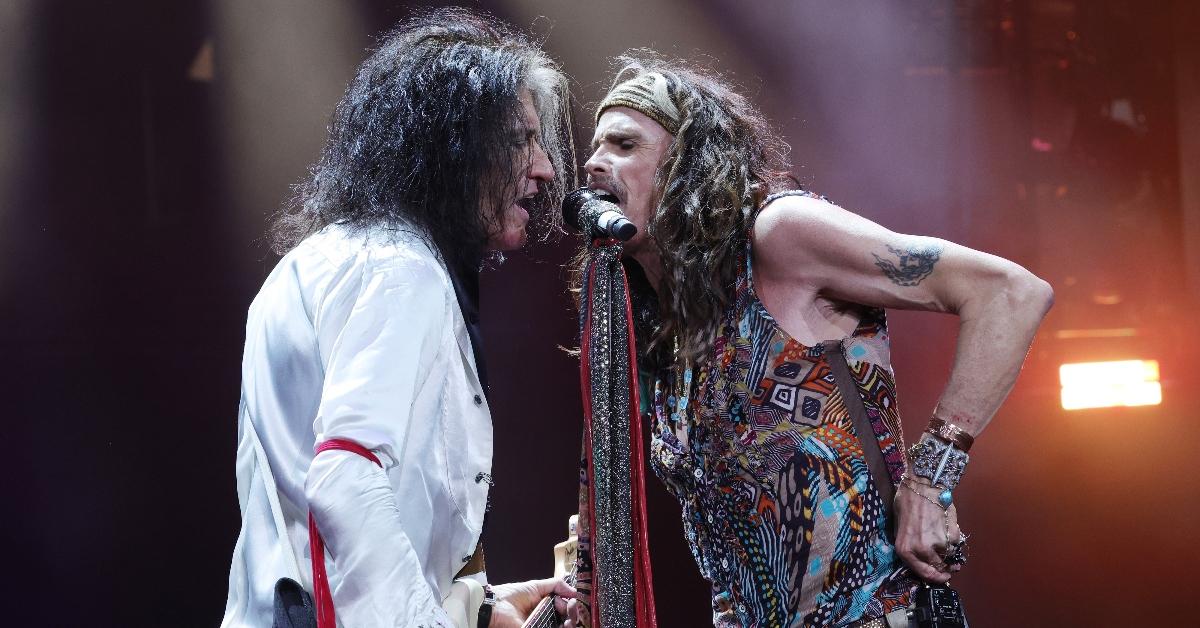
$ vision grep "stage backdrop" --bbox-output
[2,1,1197,626]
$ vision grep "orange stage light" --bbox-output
[1059,360,1162,410]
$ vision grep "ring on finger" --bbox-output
[942,541,968,566]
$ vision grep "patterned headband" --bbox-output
[596,71,682,136]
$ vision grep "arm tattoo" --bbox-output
[872,243,943,286]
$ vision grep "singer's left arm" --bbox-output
[752,193,1053,583]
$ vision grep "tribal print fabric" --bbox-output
[650,197,917,626]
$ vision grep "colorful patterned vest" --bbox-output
[649,191,917,627]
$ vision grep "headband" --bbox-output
[595,71,682,136]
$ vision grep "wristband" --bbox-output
[908,434,969,492]
[926,416,974,452]
[477,584,495,628]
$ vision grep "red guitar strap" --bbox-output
[309,438,382,628]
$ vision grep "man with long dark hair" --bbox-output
[223,10,574,627]
[574,53,1053,626]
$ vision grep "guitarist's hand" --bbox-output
[489,577,575,627]
[561,595,588,628]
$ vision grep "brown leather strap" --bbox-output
[926,417,974,452]
[823,340,896,539]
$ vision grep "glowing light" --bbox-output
[1059,360,1162,410]
[1031,137,1054,152]
[1054,328,1138,340]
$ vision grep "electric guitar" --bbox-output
[522,515,579,628]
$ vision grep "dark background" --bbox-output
[3,1,1199,626]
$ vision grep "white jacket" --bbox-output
[222,224,492,627]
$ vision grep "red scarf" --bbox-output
[575,241,657,627]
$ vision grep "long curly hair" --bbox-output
[580,51,794,368]
[271,8,575,274]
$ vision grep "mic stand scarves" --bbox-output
[574,237,657,628]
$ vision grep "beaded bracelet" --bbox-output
[901,478,950,510]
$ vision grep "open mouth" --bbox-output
[587,183,622,207]
[514,196,536,211]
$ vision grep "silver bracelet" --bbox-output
[908,434,969,492]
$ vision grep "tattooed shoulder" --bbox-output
[872,242,943,286]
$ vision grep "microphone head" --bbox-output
[611,219,638,241]
[563,187,620,232]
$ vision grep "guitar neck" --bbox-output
[522,596,561,628]
[520,515,579,628]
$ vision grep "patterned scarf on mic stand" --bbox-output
[574,239,657,628]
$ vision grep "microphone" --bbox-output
[562,187,638,242]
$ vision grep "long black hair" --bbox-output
[272,7,574,273]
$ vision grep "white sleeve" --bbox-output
[305,254,454,626]
[306,452,454,627]
[313,255,446,467]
